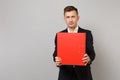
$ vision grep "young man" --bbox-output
[53,6,95,80]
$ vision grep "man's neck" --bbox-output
[68,26,78,33]
[69,27,76,31]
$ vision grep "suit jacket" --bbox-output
[53,27,95,80]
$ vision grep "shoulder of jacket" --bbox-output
[79,27,91,33]
[57,28,67,33]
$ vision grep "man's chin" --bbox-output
[68,25,75,28]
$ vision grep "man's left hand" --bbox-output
[82,54,91,65]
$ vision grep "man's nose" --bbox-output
[69,17,73,21]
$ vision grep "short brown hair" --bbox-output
[64,6,78,15]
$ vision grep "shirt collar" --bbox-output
[67,26,79,33]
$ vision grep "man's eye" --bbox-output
[66,16,70,18]
[72,16,75,18]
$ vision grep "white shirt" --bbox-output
[67,26,79,33]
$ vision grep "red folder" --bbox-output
[57,33,86,66]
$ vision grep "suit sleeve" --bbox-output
[86,31,95,64]
[53,34,57,62]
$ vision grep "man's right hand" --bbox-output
[55,57,62,67]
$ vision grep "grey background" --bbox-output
[0,0,120,80]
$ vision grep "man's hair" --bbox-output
[64,6,78,15]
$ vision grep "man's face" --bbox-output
[64,10,80,29]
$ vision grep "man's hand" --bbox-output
[55,57,62,67]
[82,54,91,65]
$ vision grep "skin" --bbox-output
[64,10,79,32]
[55,10,91,66]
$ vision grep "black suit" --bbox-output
[53,27,95,80]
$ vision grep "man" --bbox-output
[53,6,95,80]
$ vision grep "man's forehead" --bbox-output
[64,11,78,16]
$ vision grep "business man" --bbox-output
[53,6,95,80]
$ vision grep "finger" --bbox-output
[82,57,89,63]
[56,62,61,66]
[82,57,88,61]
[82,59,88,63]
[84,62,87,66]
[83,54,87,57]
[55,57,61,60]
[55,59,62,64]
[55,58,60,62]
[56,59,61,62]
[55,56,60,59]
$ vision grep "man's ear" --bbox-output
[78,15,80,21]
[64,16,65,21]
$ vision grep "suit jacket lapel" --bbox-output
[62,28,68,32]
[63,26,84,33]
[78,26,85,32]
[78,27,81,32]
